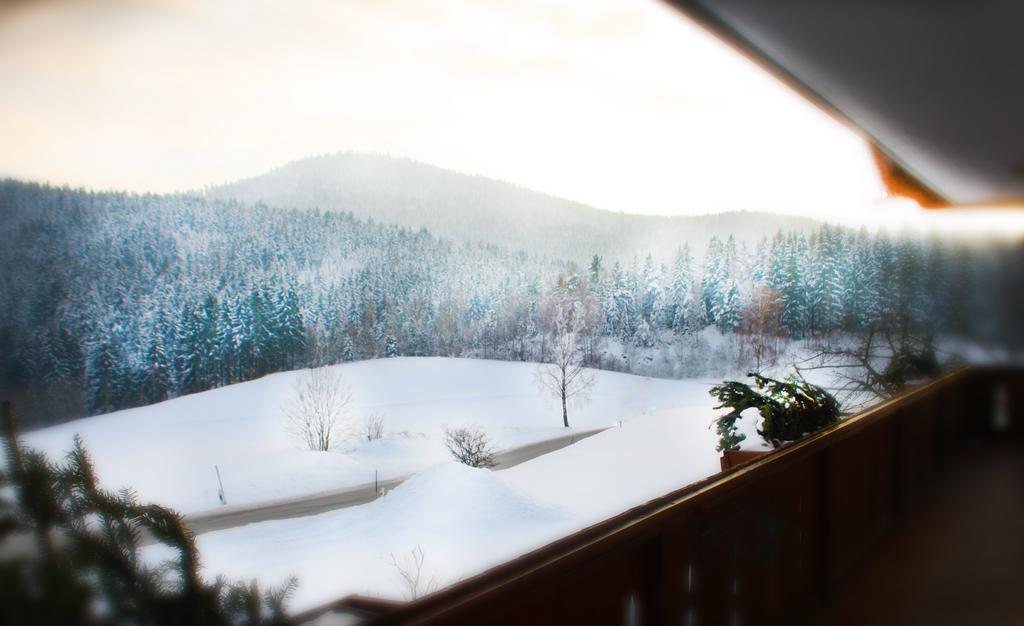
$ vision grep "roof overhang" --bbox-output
[664,0,1024,208]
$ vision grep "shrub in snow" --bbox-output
[632,318,655,348]
[390,545,438,600]
[285,366,353,451]
[0,402,296,624]
[443,425,497,469]
[364,412,385,442]
[710,373,840,452]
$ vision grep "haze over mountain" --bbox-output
[209,153,820,262]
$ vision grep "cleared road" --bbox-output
[183,427,606,536]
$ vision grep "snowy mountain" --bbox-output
[208,153,821,262]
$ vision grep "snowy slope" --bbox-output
[146,463,579,611]
[23,357,719,516]
[153,406,734,612]
[501,408,723,523]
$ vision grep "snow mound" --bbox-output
[501,409,722,523]
[169,462,573,610]
[373,461,567,530]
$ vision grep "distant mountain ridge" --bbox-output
[208,153,820,262]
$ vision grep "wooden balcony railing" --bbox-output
[298,367,1023,626]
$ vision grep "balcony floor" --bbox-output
[812,441,1024,626]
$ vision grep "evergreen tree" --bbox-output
[779,234,809,336]
[215,300,238,385]
[633,317,655,348]
[175,304,203,395]
[138,336,173,405]
[86,338,123,415]
[589,254,603,286]
[714,280,742,332]
[701,237,725,326]
[341,334,355,362]
[606,262,636,341]
[384,334,399,357]
[667,245,697,333]
[197,294,220,390]
[0,402,297,624]
[811,225,846,331]
[274,287,307,370]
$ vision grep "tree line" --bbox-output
[0,180,1016,426]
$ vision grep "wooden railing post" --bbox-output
[817,445,833,603]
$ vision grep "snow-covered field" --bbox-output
[150,406,731,612]
[23,357,725,516]
[25,356,779,613]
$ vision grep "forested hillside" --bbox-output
[0,177,1008,428]
[208,153,820,263]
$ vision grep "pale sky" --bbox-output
[1,0,1022,234]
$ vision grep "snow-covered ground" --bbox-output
[148,406,732,612]
[26,355,783,613]
[23,357,723,516]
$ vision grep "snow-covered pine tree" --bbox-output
[137,335,172,405]
[197,294,220,390]
[811,225,846,332]
[274,286,307,370]
[845,229,880,328]
[701,237,725,327]
[779,234,810,337]
[633,317,655,348]
[713,280,742,332]
[174,303,202,395]
[606,262,636,341]
[86,336,124,415]
[665,245,695,333]
[384,334,399,357]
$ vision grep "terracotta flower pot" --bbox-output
[719,447,769,471]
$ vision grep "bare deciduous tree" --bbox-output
[443,425,497,468]
[285,367,353,451]
[390,545,438,600]
[537,302,595,428]
[797,316,940,411]
[736,287,787,371]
